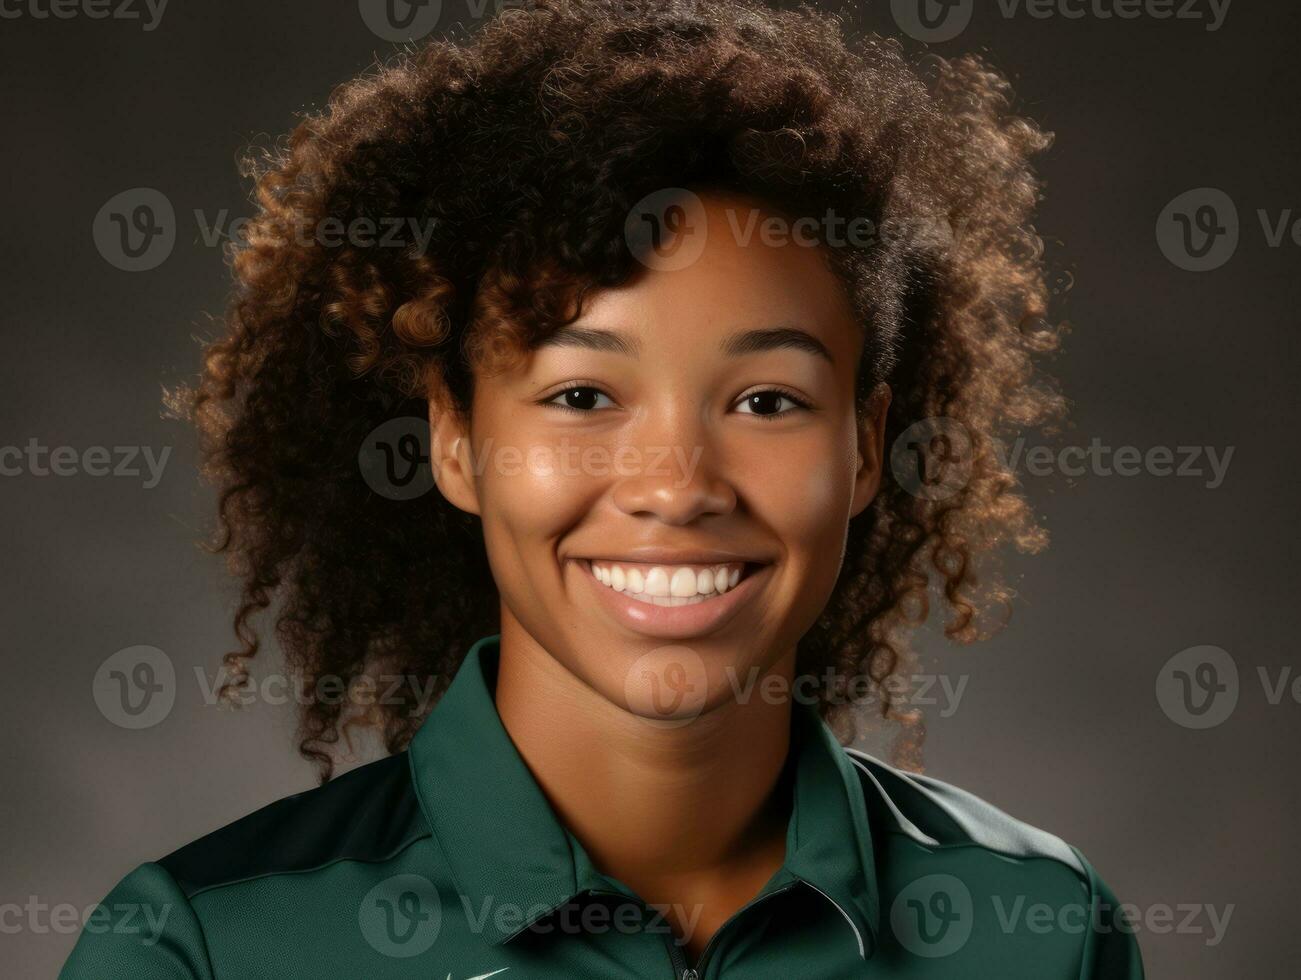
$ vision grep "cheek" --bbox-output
[474,428,606,581]
[741,427,858,553]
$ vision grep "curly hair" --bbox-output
[176,0,1062,781]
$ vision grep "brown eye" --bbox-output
[545,386,614,411]
[734,388,808,418]
[744,392,784,415]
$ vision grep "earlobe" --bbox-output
[427,386,481,517]
[850,383,892,518]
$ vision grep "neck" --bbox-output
[493,620,796,954]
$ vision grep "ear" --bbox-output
[427,375,481,517]
[850,383,892,519]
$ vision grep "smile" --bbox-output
[586,560,745,606]
[574,556,770,640]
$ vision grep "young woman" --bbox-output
[62,1,1144,977]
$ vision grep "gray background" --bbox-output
[2,1,1298,976]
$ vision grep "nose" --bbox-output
[610,427,737,526]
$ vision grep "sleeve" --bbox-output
[58,862,215,980]
[1069,846,1145,980]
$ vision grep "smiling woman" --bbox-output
[60,1,1143,978]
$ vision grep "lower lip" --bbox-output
[574,559,771,640]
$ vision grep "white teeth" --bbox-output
[714,565,730,593]
[670,567,695,597]
[644,566,670,596]
[586,560,749,605]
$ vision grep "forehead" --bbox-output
[575,189,859,350]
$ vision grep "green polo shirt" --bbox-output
[60,634,1143,979]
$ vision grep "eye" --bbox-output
[543,386,615,412]
[733,388,811,419]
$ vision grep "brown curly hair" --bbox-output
[176,0,1062,782]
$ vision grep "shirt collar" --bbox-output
[408,634,880,956]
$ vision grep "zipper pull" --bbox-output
[682,971,699,980]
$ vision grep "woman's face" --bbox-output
[432,190,888,720]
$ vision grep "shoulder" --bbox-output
[844,747,1087,875]
[843,746,1126,920]
[158,750,428,899]
[844,749,1145,977]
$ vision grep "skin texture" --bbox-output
[429,192,890,958]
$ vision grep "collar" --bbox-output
[408,634,881,956]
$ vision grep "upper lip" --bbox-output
[571,547,772,566]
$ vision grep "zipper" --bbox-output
[679,881,797,980]
[662,931,694,980]
[588,880,796,980]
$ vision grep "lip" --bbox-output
[572,556,772,640]
[579,547,771,566]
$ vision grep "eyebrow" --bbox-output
[721,326,834,364]
[535,324,833,364]
[535,326,642,356]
